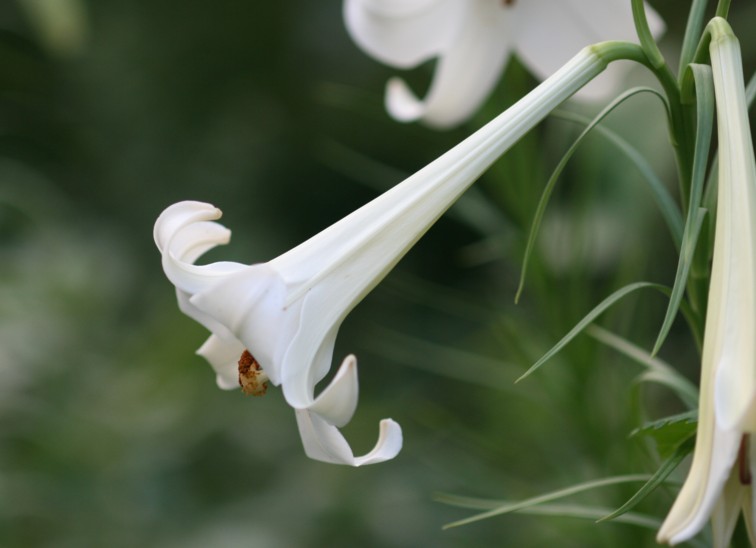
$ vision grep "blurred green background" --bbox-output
[1,1,755,547]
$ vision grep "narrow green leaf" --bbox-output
[653,64,714,354]
[631,0,667,70]
[515,87,676,303]
[481,503,662,531]
[440,492,706,547]
[586,325,698,409]
[635,369,699,412]
[652,207,707,353]
[517,282,667,382]
[436,474,651,527]
[599,437,694,522]
[631,411,697,458]
[678,0,710,82]
[552,109,683,248]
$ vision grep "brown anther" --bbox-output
[739,434,752,485]
[502,0,515,6]
[238,349,268,396]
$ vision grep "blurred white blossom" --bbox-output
[344,0,664,127]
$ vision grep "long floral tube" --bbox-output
[155,41,641,466]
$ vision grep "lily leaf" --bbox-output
[653,64,714,355]
[600,436,694,522]
[517,282,668,382]
[631,412,697,458]
[437,474,651,527]
[515,87,677,303]
[586,325,698,409]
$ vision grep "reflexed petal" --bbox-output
[352,418,403,467]
[343,0,454,68]
[305,355,359,427]
[296,409,402,466]
[155,200,246,294]
[385,2,511,126]
[196,334,245,390]
[154,201,222,253]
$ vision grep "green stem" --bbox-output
[678,0,709,82]
[715,0,731,18]
[631,0,666,69]
[630,0,695,207]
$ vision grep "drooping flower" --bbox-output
[155,42,622,466]
[657,19,756,547]
[344,0,665,128]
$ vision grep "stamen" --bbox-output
[238,349,269,396]
[502,0,515,6]
[739,434,752,485]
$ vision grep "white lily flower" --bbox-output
[154,43,617,465]
[657,19,756,547]
[344,0,665,127]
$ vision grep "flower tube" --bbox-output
[155,42,636,465]
[657,18,756,546]
[344,0,664,127]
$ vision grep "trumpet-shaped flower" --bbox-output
[344,0,665,128]
[155,43,623,465]
[657,19,756,547]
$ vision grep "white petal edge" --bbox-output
[385,2,511,127]
[343,0,454,68]
[196,334,245,390]
[305,354,359,428]
[296,410,402,466]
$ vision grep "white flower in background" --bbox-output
[154,44,612,465]
[657,19,756,547]
[344,0,665,127]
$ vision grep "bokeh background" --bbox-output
[1,1,755,546]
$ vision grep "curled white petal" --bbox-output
[196,334,245,390]
[155,201,245,295]
[306,355,359,428]
[296,410,402,466]
[385,2,511,127]
[343,0,453,68]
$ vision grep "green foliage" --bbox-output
[632,413,698,460]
